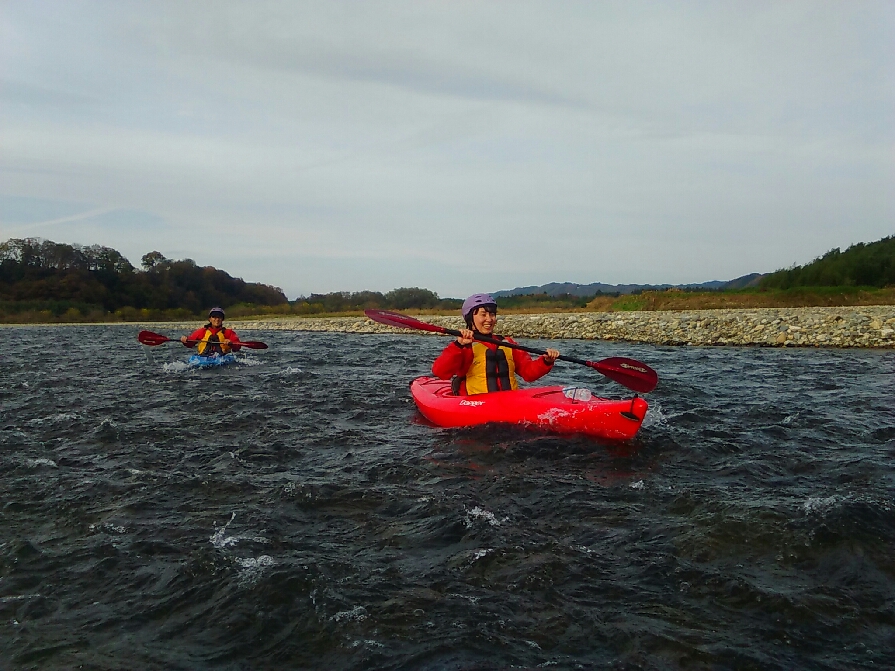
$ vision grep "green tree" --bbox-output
[760,236,895,289]
[384,287,441,309]
[0,237,288,320]
[141,251,168,269]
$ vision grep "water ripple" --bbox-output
[0,325,893,669]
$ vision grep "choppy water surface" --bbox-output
[1,325,893,670]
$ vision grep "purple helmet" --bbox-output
[461,293,497,321]
[208,307,225,318]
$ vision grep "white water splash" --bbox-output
[332,605,368,622]
[349,639,384,649]
[803,495,843,515]
[465,506,505,527]
[162,361,191,373]
[26,458,57,468]
[235,555,275,569]
[89,523,127,534]
[235,555,275,585]
[209,513,270,551]
[642,403,667,429]
[27,413,79,426]
[209,513,239,549]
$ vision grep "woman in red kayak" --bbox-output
[432,293,560,395]
[180,307,242,356]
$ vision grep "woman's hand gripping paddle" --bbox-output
[363,309,658,393]
[137,330,268,350]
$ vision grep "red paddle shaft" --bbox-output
[137,330,268,350]
[364,309,658,393]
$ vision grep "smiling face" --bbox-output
[471,306,497,335]
[209,315,224,328]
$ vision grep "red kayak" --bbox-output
[410,376,649,440]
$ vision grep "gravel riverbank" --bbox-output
[236,305,895,348]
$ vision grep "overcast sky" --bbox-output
[1,1,892,299]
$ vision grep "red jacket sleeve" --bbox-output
[506,337,554,382]
[224,328,242,351]
[183,327,207,348]
[432,341,473,379]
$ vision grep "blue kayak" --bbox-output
[188,353,237,368]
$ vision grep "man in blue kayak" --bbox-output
[181,307,242,355]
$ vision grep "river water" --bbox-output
[1,325,893,670]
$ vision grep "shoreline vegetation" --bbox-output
[4,305,893,349]
[3,235,894,348]
[3,285,895,325]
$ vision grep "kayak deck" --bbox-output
[410,376,648,440]
[188,353,237,368]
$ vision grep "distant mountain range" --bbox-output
[493,273,765,297]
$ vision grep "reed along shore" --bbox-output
[235,305,895,348]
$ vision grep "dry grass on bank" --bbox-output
[228,288,895,320]
[4,288,895,325]
[591,287,895,311]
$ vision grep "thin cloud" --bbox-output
[2,207,117,234]
[0,1,892,298]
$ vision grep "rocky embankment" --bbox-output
[238,306,895,348]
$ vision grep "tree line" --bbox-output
[8,234,890,322]
[759,235,895,290]
[290,288,460,315]
[0,238,287,322]
[0,238,461,322]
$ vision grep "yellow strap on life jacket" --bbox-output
[465,341,518,394]
[196,327,231,355]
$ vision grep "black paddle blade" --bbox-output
[364,309,448,334]
[590,357,658,393]
[138,330,171,346]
